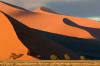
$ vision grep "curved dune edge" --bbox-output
[64,16,100,28]
[0,12,38,60]
[33,7,61,15]
[1,1,100,60]
[33,6,100,28]
[0,2,95,39]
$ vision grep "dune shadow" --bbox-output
[1,11,82,60]
[63,18,100,40]
[1,11,100,60]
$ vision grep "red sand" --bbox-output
[0,11,38,60]
[0,1,100,60]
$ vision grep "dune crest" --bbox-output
[0,11,38,60]
[34,7,60,15]
[0,1,95,39]
[33,6,100,29]
[1,1,100,60]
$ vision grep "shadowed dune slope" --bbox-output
[3,12,80,60]
[3,12,100,60]
[0,11,38,60]
[0,1,96,39]
[0,1,100,60]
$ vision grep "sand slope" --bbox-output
[0,1,100,60]
[0,1,98,39]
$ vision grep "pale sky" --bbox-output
[1,0,100,21]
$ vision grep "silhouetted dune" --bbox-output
[3,12,100,60]
[2,12,80,60]
[0,1,100,60]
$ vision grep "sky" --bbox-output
[1,0,100,21]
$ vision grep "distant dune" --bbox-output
[0,1,100,60]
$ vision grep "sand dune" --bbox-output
[0,1,100,60]
[0,1,97,39]
[0,12,38,60]
[34,7,61,15]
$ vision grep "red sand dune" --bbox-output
[0,2,38,60]
[0,11,38,60]
[1,1,99,39]
[0,1,100,60]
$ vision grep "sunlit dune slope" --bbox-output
[0,11,38,60]
[0,1,100,60]
[0,1,99,39]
